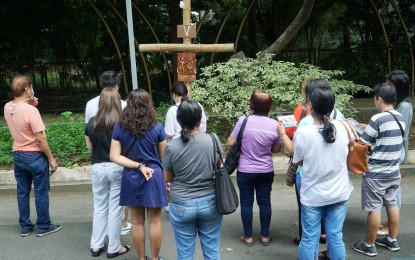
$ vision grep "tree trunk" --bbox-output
[257,0,315,60]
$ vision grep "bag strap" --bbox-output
[236,115,249,144]
[209,133,223,170]
[339,120,359,141]
[385,110,404,137]
[124,137,138,158]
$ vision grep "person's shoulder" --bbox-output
[86,95,100,105]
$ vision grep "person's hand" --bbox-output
[27,97,39,107]
[358,123,367,129]
[49,158,58,173]
[166,182,171,193]
[277,121,286,135]
[140,166,154,181]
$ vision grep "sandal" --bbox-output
[240,236,254,247]
[293,237,301,245]
[260,235,272,246]
[90,247,104,257]
[318,250,330,260]
[107,245,131,258]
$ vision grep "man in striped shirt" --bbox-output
[352,83,404,257]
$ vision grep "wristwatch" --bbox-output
[137,163,145,171]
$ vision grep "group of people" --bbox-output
[3,69,411,260]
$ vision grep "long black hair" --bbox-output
[385,70,410,105]
[176,100,202,143]
[309,81,336,143]
[171,81,189,103]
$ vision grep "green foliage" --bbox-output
[193,55,371,127]
[0,127,13,164]
[0,111,90,167]
[45,112,90,167]
[155,102,171,126]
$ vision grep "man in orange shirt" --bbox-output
[4,76,61,237]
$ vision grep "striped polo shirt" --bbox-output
[360,109,405,179]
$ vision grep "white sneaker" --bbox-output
[120,222,132,236]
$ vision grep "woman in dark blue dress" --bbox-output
[110,88,167,260]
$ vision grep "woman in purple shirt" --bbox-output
[228,90,281,247]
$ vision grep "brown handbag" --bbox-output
[339,121,370,175]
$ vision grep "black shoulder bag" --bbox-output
[224,115,248,175]
[209,133,239,215]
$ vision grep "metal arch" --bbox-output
[194,0,218,42]
[210,0,239,66]
[387,0,415,91]
[87,0,128,93]
[105,0,152,94]
[131,2,172,89]
[368,0,391,72]
[234,0,257,52]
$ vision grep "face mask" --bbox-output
[31,88,35,99]
[302,95,306,103]
[375,101,380,112]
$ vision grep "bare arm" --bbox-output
[277,121,294,156]
[85,136,93,151]
[109,139,154,181]
[271,143,281,153]
[164,170,174,183]
[158,140,167,162]
[34,131,58,173]
[227,136,236,147]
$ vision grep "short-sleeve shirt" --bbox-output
[360,110,404,179]
[230,115,281,173]
[396,101,413,141]
[164,102,207,139]
[162,133,223,202]
[112,122,166,169]
[85,95,127,123]
[293,120,354,207]
[84,118,113,164]
[4,101,45,152]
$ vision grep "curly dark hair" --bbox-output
[119,88,156,137]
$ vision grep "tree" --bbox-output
[257,0,315,60]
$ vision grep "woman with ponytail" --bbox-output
[280,81,353,259]
[165,81,207,140]
[162,100,224,260]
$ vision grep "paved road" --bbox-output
[1,177,414,260]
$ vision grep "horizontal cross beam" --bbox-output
[139,43,235,53]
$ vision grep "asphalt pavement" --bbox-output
[0,174,415,260]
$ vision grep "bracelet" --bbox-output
[137,163,145,171]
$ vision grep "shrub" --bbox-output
[192,54,372,126]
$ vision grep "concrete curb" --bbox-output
[1,152,415,194]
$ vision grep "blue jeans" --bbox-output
[299,199,349,260]
[169,194,223,260]
[13,151,51,230]
[90,162,123,254]
[237,171,274,237]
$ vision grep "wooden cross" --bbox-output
[139,0,234,98]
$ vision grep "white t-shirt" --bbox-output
[164,102,207,139]
[85,95,127,123]
[293,120,354,207]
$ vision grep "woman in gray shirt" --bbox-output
[163,100,224,260]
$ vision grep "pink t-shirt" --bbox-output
[230,115,281,173]
[4,101,45,152]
